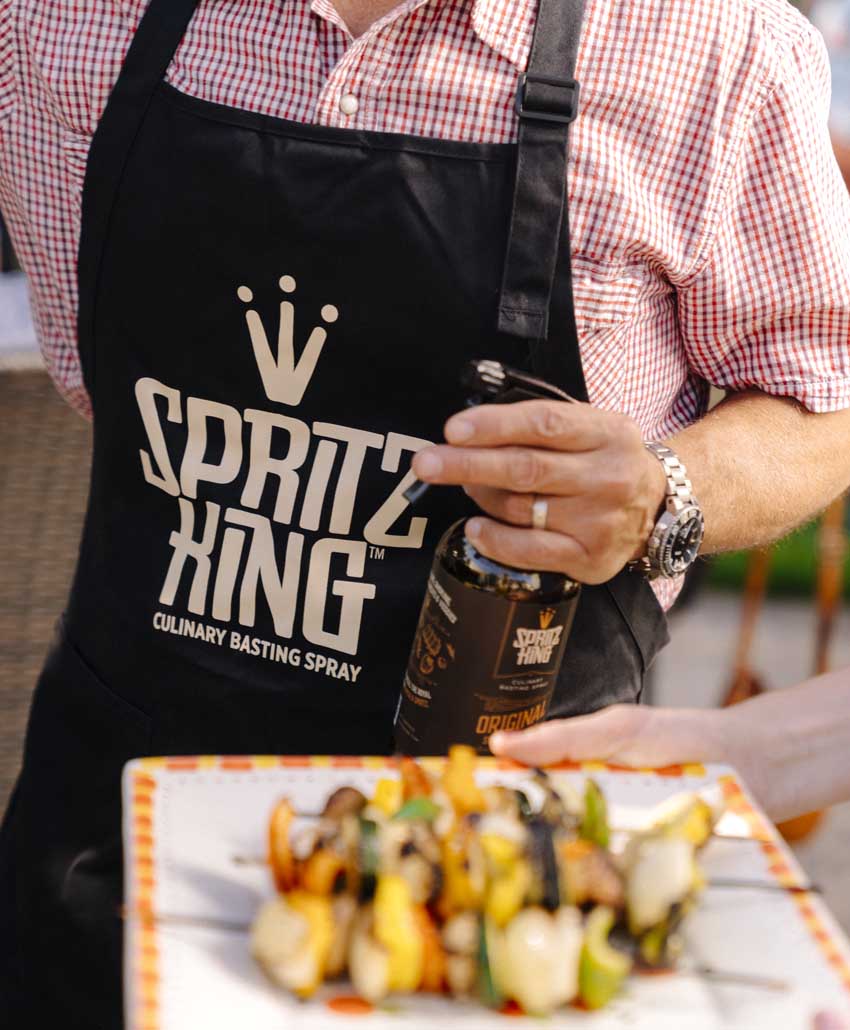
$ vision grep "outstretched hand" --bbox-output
[488,704,726,769]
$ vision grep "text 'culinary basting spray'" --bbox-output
[393,361,582,755]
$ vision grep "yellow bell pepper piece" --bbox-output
[374,875,425,993]
[673,799,714,847]
[372,777,403,816]
[442,833,485,912]
[480,833,519,868]
[486,860,531,928]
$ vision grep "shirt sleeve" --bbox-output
[677,22,850,414]
[0,0,14,126]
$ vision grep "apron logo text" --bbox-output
[152,612,362,681]
[135,276,430,669]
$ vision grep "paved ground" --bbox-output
[0,371,90,813]
[0,367,848,931]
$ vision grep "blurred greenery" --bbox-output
[708,520,850,598]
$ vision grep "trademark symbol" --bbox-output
[368,545,386,560]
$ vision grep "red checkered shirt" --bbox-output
[2,0,850,610]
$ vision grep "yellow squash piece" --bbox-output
[287,892,335,997]
[251,896,307,987]
[251,891,334,999]
[348,907,390,1003]
[442,829,485,912]
[442,745,486,815]
[414,905,447,992]
[649,793,715,848]
[267,798,296,892]
[300,846,345,895]
[373,875,425,993]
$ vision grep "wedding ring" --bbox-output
[531,497,549,531]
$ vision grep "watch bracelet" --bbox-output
[631,441,703,579]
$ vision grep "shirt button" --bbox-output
[339,93,359,116]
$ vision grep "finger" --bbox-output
[814,1014,850,1030]
[492,706,721,770]
[465,486,619,538]
[444,400,610,451]
[412,445,585,493]
[464,486,536,526]
[465,515,586,573]
[489,706,646,765]
[464,486,618,543]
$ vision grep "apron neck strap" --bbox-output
[113,0,201,106]
[77,0,200,386]
[81,0,587,397]
[496,0,586,373]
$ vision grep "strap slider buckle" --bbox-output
[514,73,580,124]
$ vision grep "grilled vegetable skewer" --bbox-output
[251,746,721,1013]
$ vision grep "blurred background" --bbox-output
[1,0,849,931]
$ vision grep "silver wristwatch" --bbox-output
[636,442,705,580]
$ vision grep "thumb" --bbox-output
[490,705,647,766]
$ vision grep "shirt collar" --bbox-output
[311,0,434,39]
[470,0,537,70]
[309,0,536,68]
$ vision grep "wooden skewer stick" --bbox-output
[121,906,251,934]
[707,831,772,844]
[122,907,792,995]
[231,828,770,869]
[231,830,772,869]
[708,877,821,895]
[691,965,789,992]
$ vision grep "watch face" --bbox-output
[652,507,704,577]
[670,514,704,572]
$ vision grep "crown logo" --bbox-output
[237,276,339,407]
[539,608,556,630]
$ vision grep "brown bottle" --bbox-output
[394,519,581,755]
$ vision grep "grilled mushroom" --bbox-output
[322,786,368,821]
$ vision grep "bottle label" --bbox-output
[394,561,579,755]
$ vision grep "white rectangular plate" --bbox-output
[123,757,850,1030]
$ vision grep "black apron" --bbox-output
[0,0,668,1023]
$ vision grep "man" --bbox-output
[1,0,849,1024]
[491,0,850,851]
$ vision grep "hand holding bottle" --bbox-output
[411,400,666,585]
